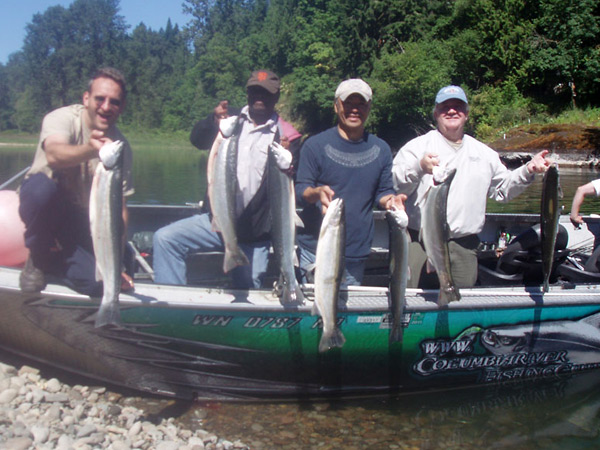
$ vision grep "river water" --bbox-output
[2,143,600,448]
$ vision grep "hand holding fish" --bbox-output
[302,185,335,215]
[89,130,114,154]
[380,193,407,211]
[527,150,551,173]
[420,153,440,174]
[121,272,134,292]
[213,100,229,122]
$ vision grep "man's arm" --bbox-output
[190,102,240,150]
[570,181,598,226]
[44,130,108,169]
[302,185,335,215]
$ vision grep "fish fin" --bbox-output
[304,263,316,283]
[294,213,304,229]
[95,301,121,328]
[318,328,346,353]
[454,326,483,341]
[222,247,249,273]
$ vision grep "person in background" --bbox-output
[190,99,302,172]
[18,67,134,295]
[295,78,405,286]
[153,70,297,288]
[393,85,550,289]
[570,179,600,227]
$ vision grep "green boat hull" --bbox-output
[2,266,600,400]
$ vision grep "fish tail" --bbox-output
[222,247,249,273]
[438,287,460,306]
[389,322,404,344]
[543,279,550,293]
[318,328,346,353]
[281,283,305,305]
[95,301,121,328]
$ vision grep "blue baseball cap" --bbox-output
[435,85,468,104]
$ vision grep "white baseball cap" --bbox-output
[335,79,372,102]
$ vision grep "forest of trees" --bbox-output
[0,0,598,148]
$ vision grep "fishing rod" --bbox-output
[0,166,30,190]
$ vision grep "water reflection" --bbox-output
[487,167,600,215]
[3,145,600,215]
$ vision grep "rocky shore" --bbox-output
[490,123,600,168]
[0,361,248,450]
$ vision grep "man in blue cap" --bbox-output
[392,85,551,289]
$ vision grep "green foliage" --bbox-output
[469,81,543,140]
[0,0,599,145]
[369,40,455,144]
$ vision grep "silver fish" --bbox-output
[421,167,460,305]
[479,312,600,365]
[268,142,304,305]
[209,133,249,273]
[541,164,561,293]
[313,198,346,352]
[386,207,410,343]
[90,140,123,327]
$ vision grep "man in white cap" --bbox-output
[393,85,550,289]
[295,79,404,286]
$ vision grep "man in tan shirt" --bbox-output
[19,67,134,294]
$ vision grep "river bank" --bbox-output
[0,356,248,449]
[489,123,600,167]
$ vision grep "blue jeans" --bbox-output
[18,173,102,296]
[152,213,269,289]
[297,244,366,287]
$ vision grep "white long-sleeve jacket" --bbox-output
[393,130,534,238]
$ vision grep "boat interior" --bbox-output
[124,205,600,291]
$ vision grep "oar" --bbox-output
[0,166,30,190]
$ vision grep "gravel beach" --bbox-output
[0,360,249,450]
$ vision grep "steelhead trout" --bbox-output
[386,207,410,343]
[421,168,460,306]
[90,140,123,327]
[268,142,304,305]
[541,164,561,293]
[209,128,249,273]
[313,198,346,352]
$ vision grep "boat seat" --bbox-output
[477,224,570,286]
[556,244,600,283]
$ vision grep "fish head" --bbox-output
[481,327,530,355]
[321,198,345,230]
[269,142,293,171]
[386,207,409,229]
[219,116,239,138]
[99,140,123,169]
[432,166,457,185]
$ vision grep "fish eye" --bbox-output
[499,336,515,345]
